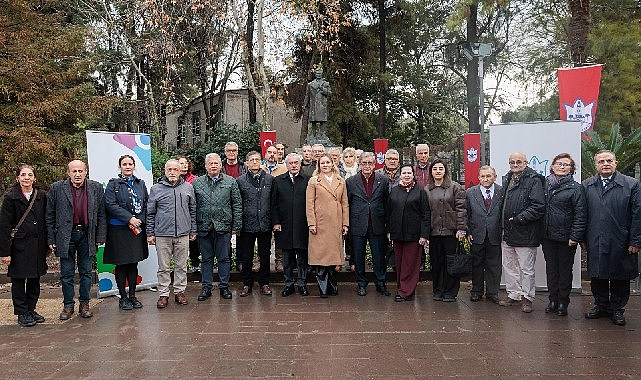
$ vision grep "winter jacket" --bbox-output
[236,171,273,233]
[543,176,587,242]
[192,173,242,232]
[501,167,545,247]
[388,184,431,242]
[146,176,196,237]
[425,177,467,237]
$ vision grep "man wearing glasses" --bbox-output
[498,152,545,313]
[376,149,401,190]
[582,150,641,326]
[221,141,247,179]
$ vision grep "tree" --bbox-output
[568,0,591,66]
[581,123,641,179]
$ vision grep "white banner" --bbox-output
[86,131,159,298]
[489,121,583,292]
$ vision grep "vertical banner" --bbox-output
[558,64,603,133]
[260,131,277,156]
[86,131,159,298]
[464,133,481,188]
[373,139,388,170]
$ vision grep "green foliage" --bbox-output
[581,123,641,180]
[501,94,560,123]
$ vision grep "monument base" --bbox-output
[306,134,336,147]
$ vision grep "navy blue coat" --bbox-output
[346,172,389,237]
[271,172,310,250]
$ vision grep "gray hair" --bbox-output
[165,159,180,169]
[225,141,238,150]
[205,153,222,163]
[479,165,496,175]
[246,151,261,161]
[285,152,301,163]
[360,151,375,160]
[328,147,341,154]
[385,149,399,157]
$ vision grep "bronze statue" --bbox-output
[304,69,331,138]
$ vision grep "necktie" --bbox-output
[291,175,296,186]
[602,178,610,194]
[484,189,492,211]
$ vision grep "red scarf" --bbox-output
[398,180,415,192]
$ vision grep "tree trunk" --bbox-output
[246,0,258,124]
[466,4,480,133]
[378,0,387,138]
[568,0,591,66]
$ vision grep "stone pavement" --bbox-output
[1,281,640,379]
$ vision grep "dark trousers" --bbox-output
[429,235,460,298]
[470,237,502,297]
[60,230,92,308]
[542,239,576,305]
[237,230,272,287]
[189,239,200,268]
[591,278,631,313]
[199,230,231,289]
[315,265,338,296]
[283,249,308,287]
[352,227,387,288]
[11,277,40,315]
[394,240,422,298]
[115,263,139,299]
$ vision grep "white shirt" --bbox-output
[479,184,495,199]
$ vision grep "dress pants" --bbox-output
[591,278,630,313]
[155,236,189,296]
[11,277,40,315]
[237,230,272,287]
[352,226,387,288]
[470,237,502,298]
[394,240,422,298]
[283,249,308,287]
[541,239,576,305]
[60,230,92,308]
[199,230,232,290]
[501,241,537,302]
[429,235,460,298]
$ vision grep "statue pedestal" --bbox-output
[305,134,336,147]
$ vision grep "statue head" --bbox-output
[314,69,323,79]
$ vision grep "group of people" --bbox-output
[1,141,639,328]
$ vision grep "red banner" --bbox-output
[464,133,481,188]
[373,139,388,170]
[259,131,276,157]
[558,65,603,133]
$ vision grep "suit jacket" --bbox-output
[466,184,503,246]
[271,172,310,250]
[46,178,107,258]
[346,172,389,236]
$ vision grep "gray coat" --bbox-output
[236,171,273,233]
[466,184,503,246]
[146,176,197,237]
[346,172,389,237]
[583,172,641,280]
[46,179,107,258]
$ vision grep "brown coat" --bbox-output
[425,177,467,236]
[306,175,349,266]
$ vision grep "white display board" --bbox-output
[86,131,159,298]
[489,121,583,291]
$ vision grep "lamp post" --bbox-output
[462,42,493,165]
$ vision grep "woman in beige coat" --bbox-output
[307,153,349,297]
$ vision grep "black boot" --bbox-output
[545,301,558,313]
[557,303,568,316]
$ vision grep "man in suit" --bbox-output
[466,165,503,304]
[346,152,391,296]
[271,153,311,296]
[46,160,107,320]
[583,150,641,326]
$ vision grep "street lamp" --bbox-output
[461,42,493,165]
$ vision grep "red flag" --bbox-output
[558,65,602,132]
[373,139,388,170]
[259,131,276,157]
[464,133,481,188]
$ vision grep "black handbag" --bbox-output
[446,240,472,277]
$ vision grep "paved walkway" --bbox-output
[0,281,640,379]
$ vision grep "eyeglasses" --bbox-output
[360,162,375,166]
[509,160,524,165]
[596,159,614,165]
[385,157,399,161]
[225,149,238,152]
[553,162,572,167]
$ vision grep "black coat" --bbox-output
[388,184,430,242]
[237,171,273,233]
[271,172,310,250]
[346,172,389,237]
[583,172,641,280]
[501,167,545,247]
[543,177,587,242]
[0,186,48,278]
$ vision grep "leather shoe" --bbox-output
[198,288,212,301]
[499,298,521,307]
[545,301,558,314]
[174,292,188,305]
[585,306,610,319]
[220,288,232,300]
[357,286,367,296]
[611,310,626,326]
[18,314,36,327]
[433,293,443,301]
[261,284,272,296]
[557,303,568,316]
[79,303,93,318]
[470,294,482,302]
[156,296,169,309]
[129,297,143,309]
[298,285,309,296]
[394,294,406,302]
[59,307,74,320]
[119,297,134,310]
[29,310,45,323]
[486,295,500,304]
[376,285,391,296]
[240,285,253,297]
[282,285,295,297]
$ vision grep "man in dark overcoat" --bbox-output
[271,153,311,296]
[46,160,107,320]
[583,150,641,326]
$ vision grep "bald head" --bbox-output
[508,152,527,175]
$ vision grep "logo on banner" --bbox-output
[529,156,549,176]
[113,134,152,170]
[263,139,273,147]
[467,147,478,163]
[376,152,385,165]
[563,99,594,132]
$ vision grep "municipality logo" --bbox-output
[563,98,594,132]
[467,147,478,163]
[529,156,549,176]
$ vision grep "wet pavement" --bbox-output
[1,280,640,379]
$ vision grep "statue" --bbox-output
[304,69,332,140]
